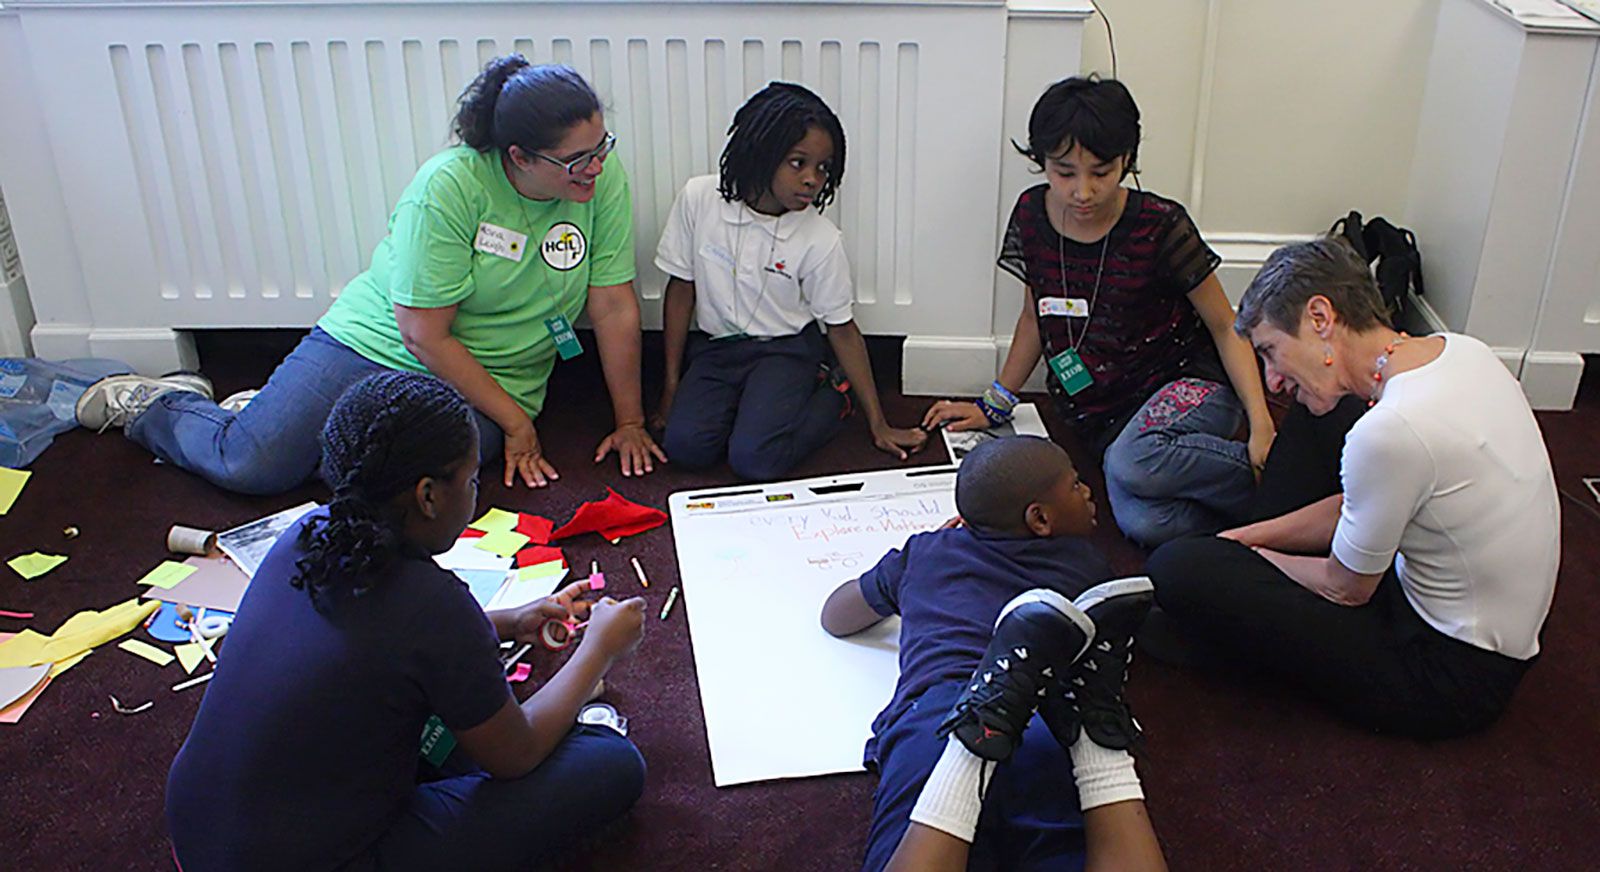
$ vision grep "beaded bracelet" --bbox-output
[976,395,1012,427]
[988,380,1019,408]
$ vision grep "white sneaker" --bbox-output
[219,389,260,413]
[75,374,214,432]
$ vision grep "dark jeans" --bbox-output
[662,323,844,482]
[1146,398,1531,738]
[861,680,1085,872]
[370,726,645,871]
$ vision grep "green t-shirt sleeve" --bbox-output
[586,161,638,288]
[388,174,479,308]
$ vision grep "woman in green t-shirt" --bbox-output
[76,57,664,495]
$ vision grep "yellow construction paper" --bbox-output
[468,508,519,533]
[49,650,90,678]
[0,629,50,668]
[7,552,67,580]
[0,598,158,668]
[517,560,566,582]
[138,560,198,589]
[174,642,206,674]
[474,529,530,558]
[0,467,29,515]
[118,638,174,667]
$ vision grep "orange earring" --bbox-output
[1323,346,1334,367]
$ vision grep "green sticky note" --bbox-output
[475,529,531,558]
[420,714,457,767]
[545,315,583,360]
[1047,348,1094,396]
[517,560,566,582]
[468,508,519,534]
[138,560,198,590]
[0,467,31,515]
[7,552,66,580]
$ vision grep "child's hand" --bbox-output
[649,386,677,434]
[583,596,648,661]
[921,400,988,433]
[871,424,928,461]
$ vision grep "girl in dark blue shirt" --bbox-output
[166,371,648,871]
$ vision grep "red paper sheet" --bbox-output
[550,489,667,542]
[514,546,567,568]
[515,513,555,544]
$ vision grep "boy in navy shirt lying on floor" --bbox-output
[822,436,1166,871]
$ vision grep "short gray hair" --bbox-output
[1235,237,1391,337]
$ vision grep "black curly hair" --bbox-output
[718,82,846,212]
[1013,75,1140,179]
[292,371,478,608]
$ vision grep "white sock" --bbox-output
[908,737,989,843]
[1069,729,1144,811]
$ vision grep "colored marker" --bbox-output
[630,556,650,588]
[659,586,680,621]
[504,642,533,673]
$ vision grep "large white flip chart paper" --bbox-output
[669,466,959,786]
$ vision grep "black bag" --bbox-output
[1329,211,1425,321]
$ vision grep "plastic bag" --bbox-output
[0,357,131,468]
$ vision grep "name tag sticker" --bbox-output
[474,222,528,262]
[702,243,737,271]
[1038,297,1090,317]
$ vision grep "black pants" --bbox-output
[1147,398,1530,738]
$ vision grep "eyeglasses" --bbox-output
[527,131,616,175]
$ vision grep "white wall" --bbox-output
[1077,0,1441,240]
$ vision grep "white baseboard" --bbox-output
[30,324,198,374]
[1520,351,1584,411]
[901,336,1004,397]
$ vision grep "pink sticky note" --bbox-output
[509,662,533,684]
[589,572,606,591]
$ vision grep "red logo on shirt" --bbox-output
[764,260,793,280]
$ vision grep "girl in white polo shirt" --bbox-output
[652,83,927,481]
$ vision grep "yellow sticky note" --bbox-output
[118,638,174,667]
[0,467,30,515]
[474,529,530,558]
[518,560,566,582]
[468,508,520,533]
[7,552,67,580]
[174,642,206,675]
[138,560,198,590]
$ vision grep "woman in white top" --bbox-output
[1147,237,1559,737]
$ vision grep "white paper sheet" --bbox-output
[670,466,958,786]
[941,402,1049,466]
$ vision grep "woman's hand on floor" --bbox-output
[504,419,560,488]
[921,400,988,432]
[595,423,667,477]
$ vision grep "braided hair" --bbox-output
[453,55,601,155]
[293,371,478,607]
[718,82,846,212]
[1014,75,1140,179]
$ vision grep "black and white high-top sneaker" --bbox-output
[937,588,1096,762]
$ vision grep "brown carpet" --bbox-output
[2,331,1598,871]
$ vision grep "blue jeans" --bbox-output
[369,725,646,871]
[861,681,1085,872]
[1101,377,1254,548]
[126,328,503,495]
[662,324,844,482]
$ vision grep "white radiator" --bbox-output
[8,2,1015,337]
